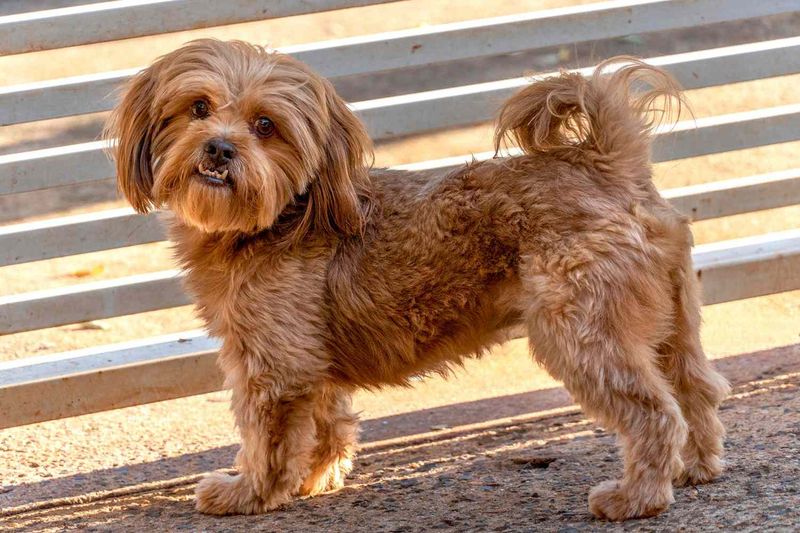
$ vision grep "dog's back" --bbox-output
[326,60,690,389]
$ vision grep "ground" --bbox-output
[1,345,798,532]
[1,1,799,531]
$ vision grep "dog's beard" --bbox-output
[152,141,313,234]
[169,176,250,233]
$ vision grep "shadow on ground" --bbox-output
[2,344,799,531]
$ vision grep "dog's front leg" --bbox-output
[196,383,318,515]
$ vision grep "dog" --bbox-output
[104,39,730,521]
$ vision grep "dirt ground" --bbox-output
[1,1,799,531]
[1,345,798,532]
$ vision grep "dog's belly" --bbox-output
[324,218,526,387]
[325,275,525,387]
[319,166,535,386]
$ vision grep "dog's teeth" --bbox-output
[196,163,228,181]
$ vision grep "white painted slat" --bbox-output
[648,37,800,91]
[392,152,513,172]
[0,270,190,334]
[0,68,139,126]
[663,169,800,221]
[694,229,800,305]
[5,167,799,267]
[653,105,800,162]
[3,229,799,428]
[0,208,165,266]
[0,330,221,429]
[4,41,800,196]
[4,1,799,125]
[0,0,401,56]
[0,140,111,195]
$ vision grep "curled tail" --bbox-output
[494,57,684,186]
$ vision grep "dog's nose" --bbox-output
[204,138,237,165]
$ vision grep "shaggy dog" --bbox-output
[105,39,729,521]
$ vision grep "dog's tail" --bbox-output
[494,57,683,187]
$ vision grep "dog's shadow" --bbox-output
[5,385,576,507]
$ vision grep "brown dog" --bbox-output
[105,39,729,521]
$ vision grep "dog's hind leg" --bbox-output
[522,252,688,520]
[299,386,359,496]
[658,251,730,487]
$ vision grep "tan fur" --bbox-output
[105,40,729,521]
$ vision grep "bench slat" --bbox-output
[694,229,800,305]
[381,106,800,167]
[0,68,138,127]
[0,0,401,56]
[652,105,800,162]
[3,167,799,267]
[0,140,109,195]
[0,208,164,266]
[4,1,799,125]
[4,40,800,196]
[3,228,799,428]
[663,169,800,221]
[0,330,221,430]
[0,270,190,334]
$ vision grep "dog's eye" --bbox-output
[254,116,275,137]
[191,100,209,119]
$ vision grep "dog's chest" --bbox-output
[186,252,329,348]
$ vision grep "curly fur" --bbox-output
[105,39,729,521]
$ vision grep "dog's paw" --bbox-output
[195,473,252,515]
[195,472,281,515]
[589,479,672,521]
[299,455,353,496]
[675,454,723,487]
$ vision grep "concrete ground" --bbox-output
[1,343,798,532]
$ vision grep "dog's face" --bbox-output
[105,39,372,236]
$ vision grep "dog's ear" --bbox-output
[104,65,160,213]
[306,79,373,237]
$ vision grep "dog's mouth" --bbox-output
[196,163,231,187]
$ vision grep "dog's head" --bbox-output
[105,39,372,238]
